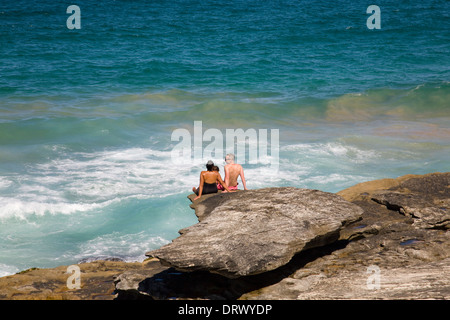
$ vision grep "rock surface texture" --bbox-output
[0,260,155,300]
[246,172,450,299]
[1,172,449,300]
[146,188,363,278]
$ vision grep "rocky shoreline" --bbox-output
[1,172,449,300]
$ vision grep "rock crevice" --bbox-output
[146,188,363,278]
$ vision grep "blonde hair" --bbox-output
[225,153,235,163]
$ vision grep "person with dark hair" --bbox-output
[213,165,225,191]
[192,160,232,200]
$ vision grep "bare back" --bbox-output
[201,171,219,184]
[224,163,244,187]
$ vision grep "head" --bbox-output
[212,166,219,172]
[206,160,214,171]
[225,153,235,164]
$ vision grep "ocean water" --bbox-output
[0,0,449,277]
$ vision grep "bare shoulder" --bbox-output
[225,163,242,173]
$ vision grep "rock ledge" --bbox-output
[146,187,363,278]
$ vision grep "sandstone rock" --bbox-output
[0,260,154,300]
[338,172,450,236]
[113,258,169,300]
[146,188,363,278]
[115,240,349,300]
[245,258,450,300]
[242,172,450,299]
[369,173,450,230]
[242,229,450,300]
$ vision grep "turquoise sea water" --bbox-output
[0,0,449,276]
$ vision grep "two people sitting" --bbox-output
[192,153,248,200]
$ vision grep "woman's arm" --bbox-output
[217,174,233,193]
[194,173,204,200]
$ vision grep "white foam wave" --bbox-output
[0,263,19,278]
[0,141,382,220]
[282,142,379,164]
[276,141,382,191]
[0,147,202,220]
[0,177,12,190]
[72,231,169,263]
[0,197,119,220]
[34,147,199,198]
